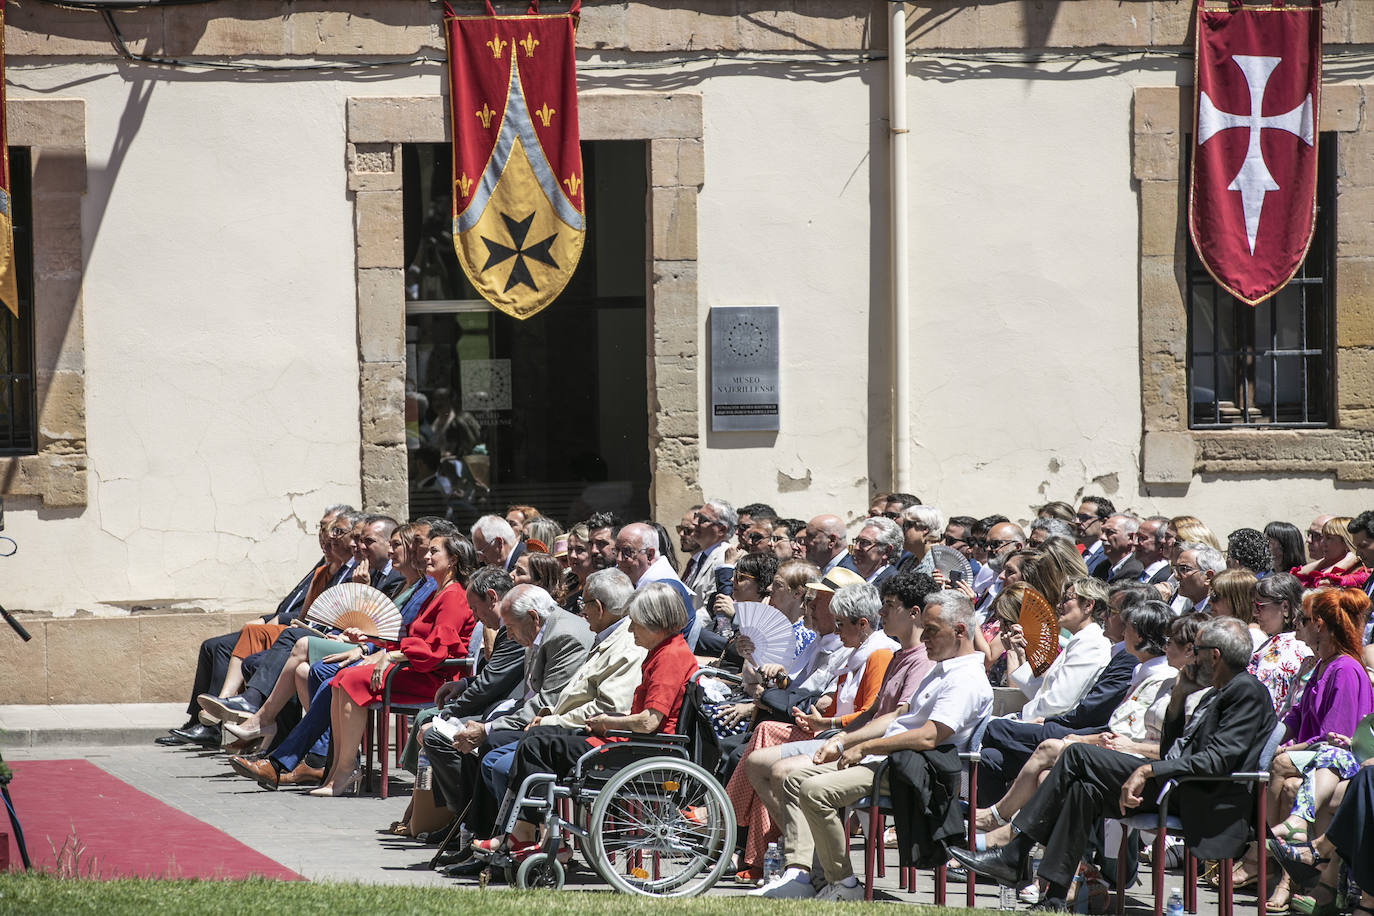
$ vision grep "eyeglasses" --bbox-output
[769,534,791,543]
[853,537,878,550]
[1174,564,1199,575]
[1057,593,1078,607]
[1075,513,1097,524]
[328,526,350,538]
[1254,599,1281,610]
[1193,643,1220,654]
[615,546,649,559]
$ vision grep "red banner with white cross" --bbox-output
[1188,1,1321,306]
[444,0,584,320]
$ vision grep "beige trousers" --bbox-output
[780,759,886,882]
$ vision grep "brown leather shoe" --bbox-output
[228,754,279,791]
[278,762,325,787]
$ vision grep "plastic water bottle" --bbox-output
[416,746,431,791]
[999,884,1018,909]
[763,843,782,882]
[1165,888,1184,916]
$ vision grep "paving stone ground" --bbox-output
[0,710,1247,911]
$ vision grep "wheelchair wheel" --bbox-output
[586,756,735,897]
[515,853,565,890]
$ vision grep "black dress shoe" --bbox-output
[433,849,473,867]
[948,843,1032,887]
[155,734,188,746]
[169,723,220,745]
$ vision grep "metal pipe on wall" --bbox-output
[889,0,911,493]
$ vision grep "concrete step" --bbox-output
[0,703,187,747]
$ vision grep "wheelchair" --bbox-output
[481,730,736,896]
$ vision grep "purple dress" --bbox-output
[1281,653,1374,820]
[1282,653,1374,743]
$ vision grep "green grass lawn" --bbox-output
[0,873,984,915]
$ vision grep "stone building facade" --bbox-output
[1,1,1371,700]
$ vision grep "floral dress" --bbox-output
[1248,631,1313,713]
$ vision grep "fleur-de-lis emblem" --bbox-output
[519,33,539,57]
[534,104,556,127]
[475,103,496,128]
[455,172,474,198]
[486,37,507,59]
[563,173,582,197]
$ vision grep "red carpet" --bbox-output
[4,759,303,880]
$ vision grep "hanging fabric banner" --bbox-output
[1188,0,1321,306]
[0,0,19,319]
[444,0,584,320]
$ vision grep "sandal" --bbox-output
[1270,818,1310,844]
[1290,883,1338,916]
[381,821,412,837]
[1267,837,1331,890]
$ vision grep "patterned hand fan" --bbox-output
[305,583,404,641]
[929,545,973,586]
[1018,586,1061,678]
[733,601,795,668]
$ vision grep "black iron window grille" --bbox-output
[1186,136,1335,429]
[0,147,34,454]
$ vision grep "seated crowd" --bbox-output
[158,496,1374,911]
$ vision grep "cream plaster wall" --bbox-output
[4,64,445,612]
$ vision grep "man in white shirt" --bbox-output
[1009,577,1113,721]
[752,591,992,901]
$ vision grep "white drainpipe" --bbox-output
[889,1,911,493]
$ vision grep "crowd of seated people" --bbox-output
[154,495,1374,910]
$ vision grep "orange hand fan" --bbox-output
[1018,586,1061,678]
[305,583,404,641]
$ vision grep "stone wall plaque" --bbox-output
[710,305,779,432]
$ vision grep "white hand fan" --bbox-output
[929,545,973,585]
[733,601,795,668]
[305,583,404,641]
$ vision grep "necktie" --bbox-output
[683,555,698,585]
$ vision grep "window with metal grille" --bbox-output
[0,147,34,454]
[1187,135,1335,428]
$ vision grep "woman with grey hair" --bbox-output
[805,583,897,732]
[474,581,698,860]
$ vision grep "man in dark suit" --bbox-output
[801,514,859,576]
[350,514,407,596]
[1075,496,1115,576]
[1093,515,1145,583]
[953,617,1277,910]
[1134,516,1174,584]
[472,514,525,571]
[426,584,591,857]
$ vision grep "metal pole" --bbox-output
[889,1,911,492]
